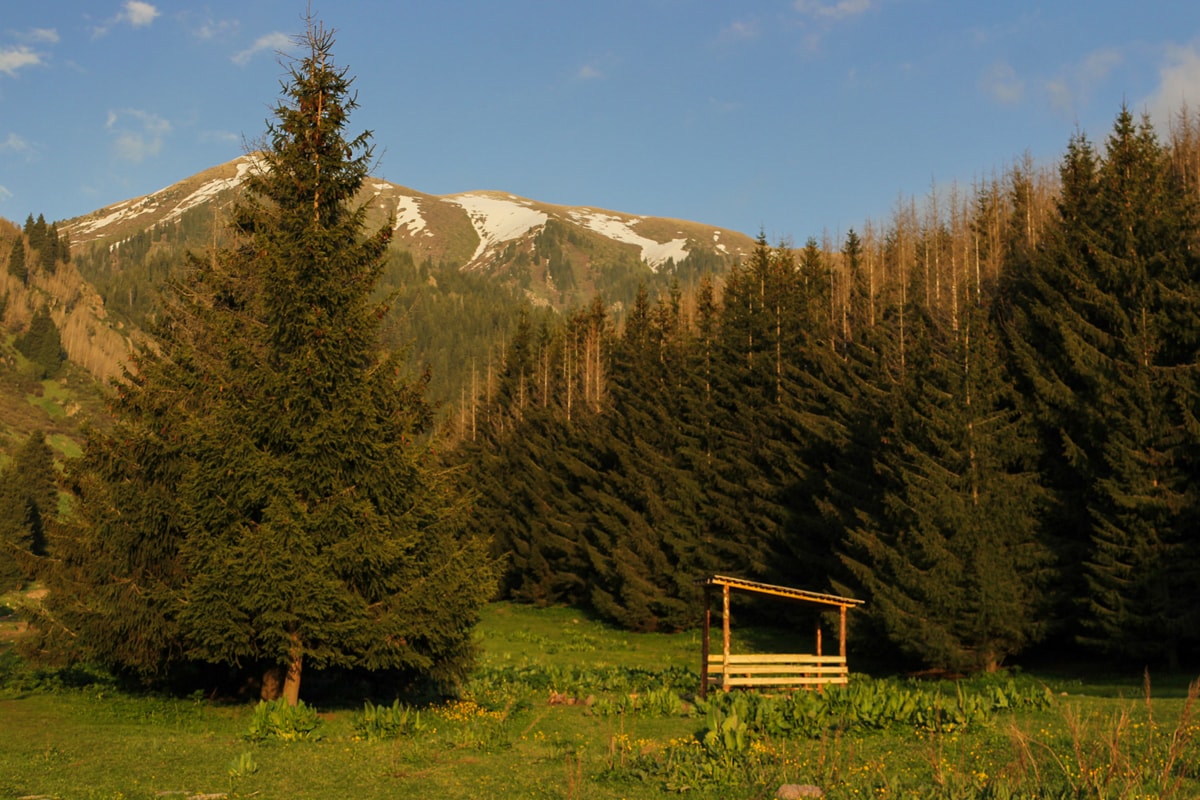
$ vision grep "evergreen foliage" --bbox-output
[6,236,26,284]
[31,20,497,702]
[21,213,65,274]
[16,305,64,378]
[459,107,1200,671]
[0,430,57,590]
[1004,109,1200,667]
[840,297,1052,672]
[11,95,1200,672]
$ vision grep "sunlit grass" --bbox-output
[0,602,1197,799]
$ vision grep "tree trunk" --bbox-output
[282,637,303,706]
[261,665,283,700]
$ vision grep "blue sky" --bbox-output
[2,1,1199,241]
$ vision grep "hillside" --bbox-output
[0,157,755,453]
[0,219,122,466]
[66,154,754,310]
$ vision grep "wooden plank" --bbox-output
[708,665,849,676]
[722,584,730,692]
[701,575,864,608]
[700,586,710,700]
[839,604,847,659]
[708,653,846,665]
[715,676,849,687]
[705,671,849,681]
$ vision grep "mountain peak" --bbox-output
[59,156,755,316]
[66,156,754,275]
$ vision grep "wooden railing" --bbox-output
[705,653,848,690]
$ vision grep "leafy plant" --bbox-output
[468,663,698,700]
[591,687,688,718]
[352,699,424,742]
[227,750,259,778]
[244,698,322,742]
[701,703,750,760]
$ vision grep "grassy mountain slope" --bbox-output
[0,220,122,466]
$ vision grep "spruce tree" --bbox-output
[6,237,26,284]
[1004,109,1200,666]
[16,305,64,378]
[0,474,27,591]
[33,20,496,701]
[14,430,56,557]
[0,431,57,590]
[841,298,1051,672]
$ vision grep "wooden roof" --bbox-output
[700,575,864,608]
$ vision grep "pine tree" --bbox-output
[703,236,793,580]
[841,298,1051,672]
[0,431,57,590]
[14,430,56,557]
[16,305,64,378]
[6,237,26,284]
[33,20,497,702]
[1003,109,1200,666]
[39,222,59,273]
[0,474,27,591]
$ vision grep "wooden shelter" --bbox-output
[699,575,864,698]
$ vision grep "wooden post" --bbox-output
[839,604,847,659]
[700,585,711,699]
[722,584,731,692]
[816,623,822,657]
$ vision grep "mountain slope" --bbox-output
[2,156,756,411]
[67,154,755,310]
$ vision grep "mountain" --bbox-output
[66,154,755,311]
[0,217,125,466]
[1,156,756,450]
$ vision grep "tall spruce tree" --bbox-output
[6,237,26,284]
[0,431,57,590]
[16,305,64,378]
[33,21,496,702]
[0,474,30,591]
[1003,109,1200,666]
[841,297,1051,672]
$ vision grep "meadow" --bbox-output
[0,599,1198,800]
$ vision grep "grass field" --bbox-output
[0,600,1197,800]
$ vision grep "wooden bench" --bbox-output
[705,653,848,690]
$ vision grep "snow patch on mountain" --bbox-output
[162,155,262,223]
[391,194,428,236]
[712,229,729,254]
[568,209,689,270]
[71,155,263,242]
[451,193,547,263]
[73,199,146,238]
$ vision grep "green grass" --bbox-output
[0,602,1198,799]
[477,601,703,670]
[0,334,106,466]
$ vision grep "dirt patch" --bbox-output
[0,620,28,640]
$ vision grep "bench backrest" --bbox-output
[706,653,848,687]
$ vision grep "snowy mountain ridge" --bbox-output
[67,155,752,271]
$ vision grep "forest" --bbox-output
[455,105,1200,675]
[1,34,1199,693]
[4,21,1200,800]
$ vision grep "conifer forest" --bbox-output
[2,23,1200,702]
[455,106,1200,676]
